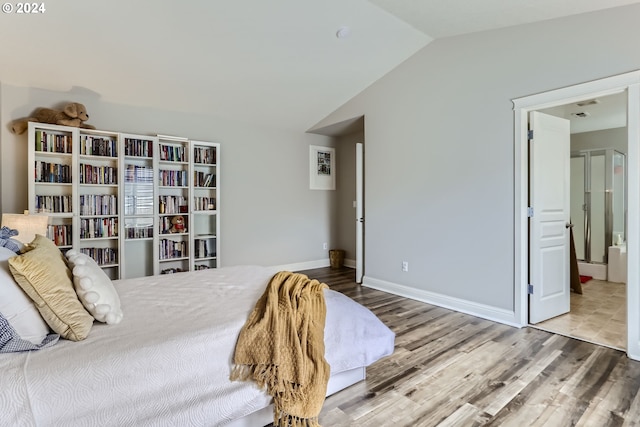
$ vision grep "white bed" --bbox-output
[0,265,395,426]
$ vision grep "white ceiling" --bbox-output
[0,0,637,132]
[540,92,628,134]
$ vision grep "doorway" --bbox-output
[513,70,640,360]
[529,100,628,349]
[306,115,365,283]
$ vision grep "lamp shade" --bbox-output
[1,213,49,245]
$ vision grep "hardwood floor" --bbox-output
[299,267,640,427]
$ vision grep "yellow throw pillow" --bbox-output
[8,235,93,341]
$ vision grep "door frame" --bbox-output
[513,70,640,360]
[355,142,364,283]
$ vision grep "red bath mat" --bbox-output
[579,275,593,283]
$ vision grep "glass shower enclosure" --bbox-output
[570,149,626,263]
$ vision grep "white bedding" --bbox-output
[0,265,394,426]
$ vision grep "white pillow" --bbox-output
[0,246,50,344]
[66,250,123,325]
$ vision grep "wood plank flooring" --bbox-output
[297,267,640,427]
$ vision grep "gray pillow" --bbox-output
[0,312,59,353]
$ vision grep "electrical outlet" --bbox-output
[402,261,409,272]
[323,242,328,250]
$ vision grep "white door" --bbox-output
[529,111,571,324]
[356,143,364,283]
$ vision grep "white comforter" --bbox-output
[0,265,394,426]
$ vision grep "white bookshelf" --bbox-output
[28,123,75,254]
[120,133,157,279]
[191,140,219,271]
[155,135,190,274]
[76,128,121,279]
[27,123,221,278]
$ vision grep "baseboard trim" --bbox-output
[272,258,358,272]
[362,275,520,328]
[343,258,356,268]
[271,259,330,272]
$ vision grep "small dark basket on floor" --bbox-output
[329,249,345,269]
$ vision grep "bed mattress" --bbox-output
[0,265,394,426]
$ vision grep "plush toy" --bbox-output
[10,102,96,135]
[170,215,186,233]
[66,250,123,325]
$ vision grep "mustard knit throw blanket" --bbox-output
[230,271,330,427]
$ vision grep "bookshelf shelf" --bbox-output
[125,237,153,242]
[159,160,189,166]
[80,236,119,241]
[35,182,73,186]
[35,151,72,157]
[41,212,73,218]
[159,256,189,262]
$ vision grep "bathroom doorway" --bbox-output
[514,71,640,360]
[532,93,628,350]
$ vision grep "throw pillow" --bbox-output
[8,235,93,341]
[66,250,123,325]
[0,246,50,345]
[0,312,59,353]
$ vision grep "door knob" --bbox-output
[566,223,574,228]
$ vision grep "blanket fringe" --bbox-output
[274,408,321,427]
[230,364,305,403]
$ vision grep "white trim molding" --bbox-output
[362,276,520,328]
[272,258,356,272]
[512,70,640,361]
[271,259,330,272]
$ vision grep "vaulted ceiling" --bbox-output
[0,0,637,132]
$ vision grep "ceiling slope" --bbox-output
[369,0,640,39]
[1,1,638,132]
[0,0,429,131]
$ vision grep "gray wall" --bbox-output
[572,127,627,154]
[312,4,640,311]
[0,84,335,268]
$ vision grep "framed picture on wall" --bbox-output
[309,145,335,190]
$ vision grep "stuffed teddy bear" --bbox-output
[66,250,123,325]
[10,102,96,135]
[170,215,186,233]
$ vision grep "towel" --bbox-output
[230,271,330,427]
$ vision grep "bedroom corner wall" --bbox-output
[310,3,640,323]
[0,83,335,268]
